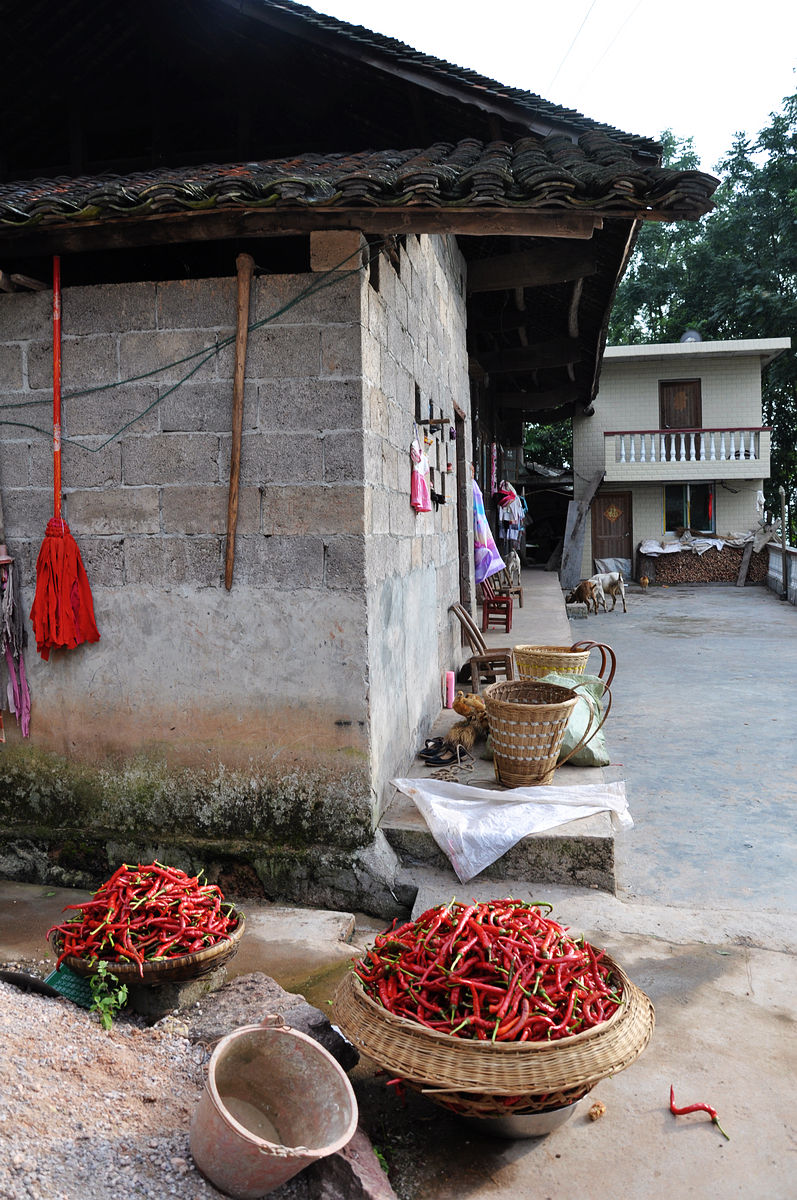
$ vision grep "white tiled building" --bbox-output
[574,338,790,579]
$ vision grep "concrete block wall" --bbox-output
[360,233,471,816]
[0,264,378,843]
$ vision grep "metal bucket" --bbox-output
[189,1019,358,1199]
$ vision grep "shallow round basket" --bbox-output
[482,680,579,787]
[514,645,590,682]
[333,956,654,1119]
[50,911,245,984]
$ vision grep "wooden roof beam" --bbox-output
[467,242,597,294]
[477,339,580,374]
[496,385,578,412]
[0,208,603,260]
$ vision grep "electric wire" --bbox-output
[546,0,599,94]
[573,0,646,100]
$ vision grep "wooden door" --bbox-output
[592,492,632,570]
[660,380,701,428]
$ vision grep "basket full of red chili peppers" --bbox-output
[47,861,245,982]
[333,899,654,1118]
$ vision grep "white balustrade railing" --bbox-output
[610,428,764,467]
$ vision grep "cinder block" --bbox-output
[363,433,383,486]
[0,439,31,488]
[75,536,125,586]
[324,431,365,482]
[119,331,218,383]
[125,536,221,586]
[233,534,324,588]
[0,290,52,342]
[57,439,122,490]
[156,278,239,331]
[255,272,361,327]
[64,383,160,437]
[245,325,321,381]
[258,378,364,433]
[369,489,390,536]
[0,344,23,390]
[28,335,118,391]
[160,381,256,434]
[320,325,363,382]
[324,535,366,590]
[310,231,367,274]
[68,488,160,535]
[62,283,157,336]
[239,431,323,485]
[260,485,364,536]
[123,434,220,486]
[2,488,53,540]
[162,485,260,535]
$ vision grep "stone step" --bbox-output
[381,740,618,894]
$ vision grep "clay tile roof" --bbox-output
[0,139,718,233]
[254,0,662,156]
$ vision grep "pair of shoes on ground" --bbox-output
[418,741,474,769]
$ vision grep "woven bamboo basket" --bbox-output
[514,644,591,681]
[483,680,591,787]
[49,911,245,984]
[333,957,654,1118]
[514,641,616,686]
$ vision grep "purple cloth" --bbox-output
[472,479,505,585]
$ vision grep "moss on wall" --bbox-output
[0,744,373,850]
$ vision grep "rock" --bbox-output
[305,1126,398,1200]
[182,972,359,1071]
[126,965,228,1020]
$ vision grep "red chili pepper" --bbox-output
[669,1086,730,1140]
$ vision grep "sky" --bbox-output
[303,0,797,175]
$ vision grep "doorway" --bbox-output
[592,491,633,572]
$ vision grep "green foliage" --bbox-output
[609,105,797,519]
[523,421,573,472]
[89,960,129,1030]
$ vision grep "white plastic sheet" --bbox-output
[390,778,631,884]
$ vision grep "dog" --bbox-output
[639,574,649,592]
[506,548,522,589]
[589,571,627,613]
[566,580,599,615]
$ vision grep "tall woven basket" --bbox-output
[334,957,654,1118]
[514,641,616,686]
[483,680,583,787]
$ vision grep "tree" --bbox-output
[523,420,572,471]
[610,103,797,524]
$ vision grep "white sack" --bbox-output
[390,778,631,884]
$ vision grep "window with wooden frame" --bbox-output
[659,379,702,429]
[664,483,714,534]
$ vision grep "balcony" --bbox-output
[603,427,770,483]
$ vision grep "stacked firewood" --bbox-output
[654,547,768,585]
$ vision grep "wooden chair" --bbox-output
[480,575,513,633]
[450,603,515,695]
[495,567,523,609]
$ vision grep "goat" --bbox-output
[590,571,627,613]
[566,580,599,615]
[506,548,522,589]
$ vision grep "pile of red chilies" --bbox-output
[354,899,622,1042]
[47,862,238,977]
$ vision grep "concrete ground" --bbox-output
[3,574,797,1199]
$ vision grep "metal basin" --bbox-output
[461,1096,587,1139]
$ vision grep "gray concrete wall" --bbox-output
[361,234,471,818]
[767,542,797,604]
[0,260,375,852]
[0,230,474,876]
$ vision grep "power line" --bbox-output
[574,0,646,100]
[546,0,599,94]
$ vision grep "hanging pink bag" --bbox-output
[410,438,432,513]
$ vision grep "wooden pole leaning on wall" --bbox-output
[225,253,255,590]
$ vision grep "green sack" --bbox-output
[538,672,611,768]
